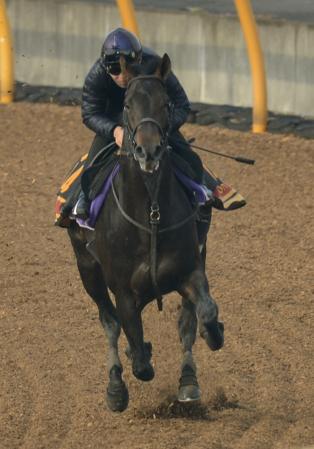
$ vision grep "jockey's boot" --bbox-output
[203,169,246,211]
[73,191,90,220]
[212,182,246,211]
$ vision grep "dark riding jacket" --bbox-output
[81,47,191,139]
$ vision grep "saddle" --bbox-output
[55,151,211,229]
[55,148,118,228]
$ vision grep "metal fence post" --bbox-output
[0,0,14,103]
[234,0,267,132]
[116,0,140,37]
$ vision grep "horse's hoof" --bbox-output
[201,320,224,351]
[106,380,129,412]
[178,385,201,403]
[133,362,155,381]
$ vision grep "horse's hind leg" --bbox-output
[179,270,224,351]
[177,298,201,402]
[68,228,128,412]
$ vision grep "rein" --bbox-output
[111,176,199,236]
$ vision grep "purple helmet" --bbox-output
[101,28,142,65]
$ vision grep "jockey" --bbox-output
[75,27,245,219]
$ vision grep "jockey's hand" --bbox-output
[113,126,124,148]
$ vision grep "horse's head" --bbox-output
[121,54,172,173]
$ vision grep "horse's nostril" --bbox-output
[135,145,144,157]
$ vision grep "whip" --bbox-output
[188,138,255,165]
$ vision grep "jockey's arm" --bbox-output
[81,59,119,139]
[165,71,191,133]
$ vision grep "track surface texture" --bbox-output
[0,103,313,449]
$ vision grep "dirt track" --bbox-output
[0,103,313,449]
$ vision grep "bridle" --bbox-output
[123,75,171,154]
[111,74,198,311]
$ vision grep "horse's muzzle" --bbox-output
[135,144,163,173]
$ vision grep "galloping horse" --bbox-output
[68,54,224,412]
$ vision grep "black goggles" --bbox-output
[104,54,140,76]
[105,62,122,76]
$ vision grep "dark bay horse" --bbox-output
[68,54,224,412]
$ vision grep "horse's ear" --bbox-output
[158,53,171,80]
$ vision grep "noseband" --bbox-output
[123,75,171,152]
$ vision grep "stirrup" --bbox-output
[73,196,90,220]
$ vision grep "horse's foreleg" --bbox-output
[78,263,129,412]
[68,229,128,411]
[179,270,224,351]
[78,262,129,411]
[177,298,201,402]
[116,294,154,382]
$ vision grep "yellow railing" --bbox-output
[116,0,140,37]
[235,0,268,132]
[0,0,266,126]
[0,0,14,103]
[116,0,267,132]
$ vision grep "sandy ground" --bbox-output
[0,103,313,449]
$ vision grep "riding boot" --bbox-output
[73,190,90,220]
[203,168,246,211]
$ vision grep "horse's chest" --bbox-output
[130,250,197,297]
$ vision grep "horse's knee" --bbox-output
[196,299,218,324]
[179,270,209,303]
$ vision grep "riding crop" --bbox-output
[188,138,255,165]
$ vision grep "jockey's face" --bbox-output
[110,72,130,89]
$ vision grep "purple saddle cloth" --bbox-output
[76,164,210,231]
[76,163,120,230]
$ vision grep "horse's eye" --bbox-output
[124,104,130,110]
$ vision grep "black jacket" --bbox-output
[81,48,191,139]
